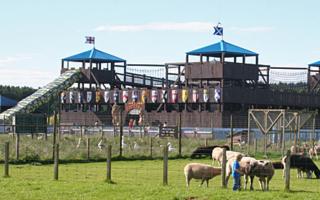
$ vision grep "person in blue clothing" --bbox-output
[232,154,243,191]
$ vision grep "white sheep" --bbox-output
[225,156,256,187]
[211,147,244,166]
[184,163,221,188]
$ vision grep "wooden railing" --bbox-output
[116,72,173,88]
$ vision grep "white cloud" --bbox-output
[0,55,32,65]
[94,22,275,33]
[0,67,57,88]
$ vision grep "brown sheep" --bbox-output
[244,160,275,191]
[184,163,221,187]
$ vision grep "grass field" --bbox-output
[0,159,319,200]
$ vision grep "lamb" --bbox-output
[244,160,275,191]
[282,154,320,179]
[184,163,221,187]
[211,147,244,166]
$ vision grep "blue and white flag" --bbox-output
[213,23,223,36]
[85,36,95,44]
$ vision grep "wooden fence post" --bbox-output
[178,112,182,157]
[221,148,227,188]
[163,145,168,186]
[4,142,9,177]
[284,150,291,191]
[54,143,59,180]
[119,109,123,157]
[44,115,48,141]
[52,110,57,160]
[106,144,112,183]
[254,138,258,155]
[15,133,20,160]
[150,137,153,158]
[80,125,83,139]
[247,112,251,155]
[205,138,208,147]
[230,114,233,151]
[87,138,90,161]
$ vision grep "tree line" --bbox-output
[0,85,36,101]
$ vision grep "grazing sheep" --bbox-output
[290,145,308,155]
[225,156,255,187]
[190,145,230,159]
[184,163,221,187]
[309,146,319,160]
[212,147,244,166]
[244,160,275,191]
[282,154,320,179]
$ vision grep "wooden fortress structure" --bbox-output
[59,40,320,128]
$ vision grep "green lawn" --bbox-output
[0,159,319,200]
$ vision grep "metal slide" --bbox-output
[0,69,81,119]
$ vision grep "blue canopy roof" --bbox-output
[187,40,258,57]
[0,95,17,107]
[309,60,320,67]
[63,48,126,63]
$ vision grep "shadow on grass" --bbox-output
[105,180,116,184]
[288,190,317,194]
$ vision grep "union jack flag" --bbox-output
[85,36,95,44]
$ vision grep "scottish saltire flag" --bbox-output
[85,36,95,44]
[213,23,223,36]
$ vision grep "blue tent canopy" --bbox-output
[63,48,126,63]
[309,60,320,67]
[0,95,17,107]
[187,40,258,57]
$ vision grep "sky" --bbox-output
[0,0,320,88]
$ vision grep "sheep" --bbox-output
[309,146,319,160]
[184,163,221,188]
[282,154,320,179]
[290,145,308,155]
[244,160,275,191]
[211,147,244,166]
[225,156,256,188]
[190,145,229,159]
